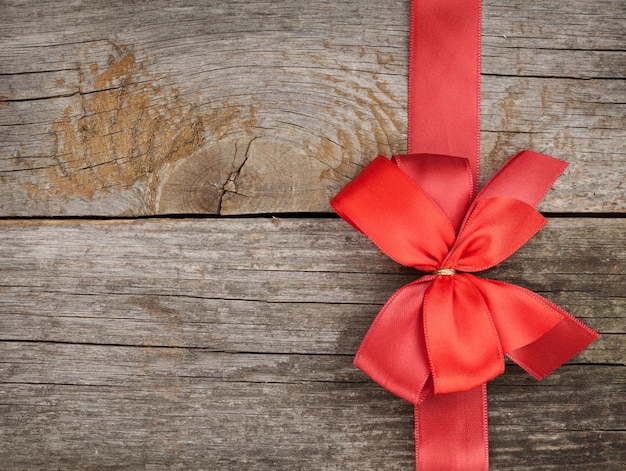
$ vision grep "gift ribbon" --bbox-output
[330,0,599,469]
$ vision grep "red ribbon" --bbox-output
[330,0,599,469]
[332,150,599,400]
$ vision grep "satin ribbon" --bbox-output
[332,151,599,400]
[330,0,599,469]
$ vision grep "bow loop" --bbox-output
[444,197,547,272]
[467,275,565,354]
[331,156,456,271]
[337,151,599,404]
[353,278,434,404]
[424,275,504,393]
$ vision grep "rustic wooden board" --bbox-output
[0,218,623,469]
[0,347,622,470]
[0,218,623,359]
[1,0,624,216]
[1,0,624,469]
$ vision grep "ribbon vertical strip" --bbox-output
[409,0,481,186]
[330,0,599,469]
[410,1,487,469]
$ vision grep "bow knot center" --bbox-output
[431,268,457,276]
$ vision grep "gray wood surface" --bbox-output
[0,0,624,469]
[0,218,624,469]
[1,0,624,216]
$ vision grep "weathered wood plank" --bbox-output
[0,217,623,468]
[1,0,624,216]
[1,1,623,469]
[0,342,622,470]
[0,218,623,361]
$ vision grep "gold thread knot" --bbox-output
[431,268,457,276]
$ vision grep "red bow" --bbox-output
[331,150,598,403]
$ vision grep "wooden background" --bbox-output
[1,0,624,469]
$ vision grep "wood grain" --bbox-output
[0,345,622,470]
[0,218,623,356]
[1,0,624,216]
[0,218,623,469]
[0,0,623,469]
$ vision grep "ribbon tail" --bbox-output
[468,275,599,379]
[507,310,599,380]
[474,150,568,208]
[354,278,433,403]
[415,385,488,471]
